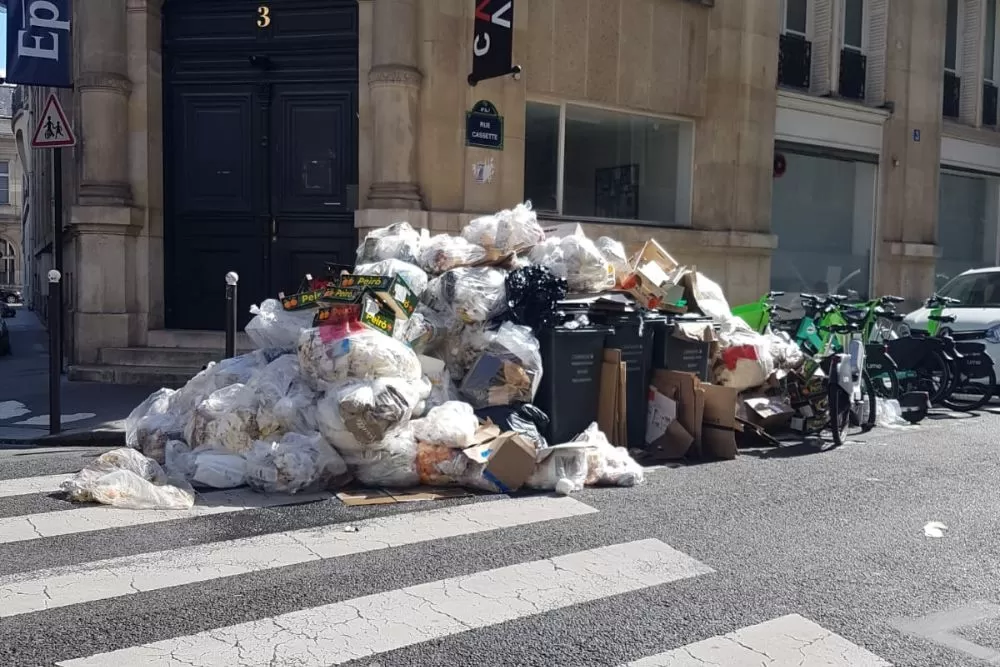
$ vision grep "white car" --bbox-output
[903,267,1000,371]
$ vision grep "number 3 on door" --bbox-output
[257,5,271,28]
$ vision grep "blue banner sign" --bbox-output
[6,0,73,88]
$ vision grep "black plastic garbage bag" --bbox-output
[504,266,568,331]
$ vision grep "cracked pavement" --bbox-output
[2,410,1000,666]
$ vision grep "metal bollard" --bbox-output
[224,271,239,359]
[47,269,62,435]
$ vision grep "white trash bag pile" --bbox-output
[77,202,645,511]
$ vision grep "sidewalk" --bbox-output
[0,307,161,445]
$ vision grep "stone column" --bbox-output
[366,0,423,209]
[77,0,132,205]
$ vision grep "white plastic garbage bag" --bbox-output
[245,431,348,494]
[61,447,195,510]
[411,401,479,449]
[423,267,507,323]
[462,202,545,256]
[125,388,184,464]
[185,383,265,454]
[578,423,644,487]
[529,232,615,293]
[349,425,420,488]
[245,299,316,351]
[356,221,426,265]
[316,378,418,450]
[248,354,320,436]
[165,440,248,489]
[596,236,630,284]
[715,328,777,391]
[419,234,487,273]
[460,322,543,408]
[526,445,590,494]
[353,259,429,297]
[298,327,423,387]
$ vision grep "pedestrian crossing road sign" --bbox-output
[30,92,76,148]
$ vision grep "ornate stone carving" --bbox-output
[77,72,133,96]
[368,64,423,88]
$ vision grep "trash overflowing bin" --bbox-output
[650,315,715,382]
[590,310,654,448]
[536,321,614,444]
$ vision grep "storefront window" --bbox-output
[770,150,875,299]
[936,172,999,289]
[524,100,693,226]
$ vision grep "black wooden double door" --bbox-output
[163,0,358,330]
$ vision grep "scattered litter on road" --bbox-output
[923,521,948,538]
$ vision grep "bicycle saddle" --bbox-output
[928,314,957,323]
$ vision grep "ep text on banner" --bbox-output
[6,0,73,88]
[469,0,514,85]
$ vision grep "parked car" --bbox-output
[0,287,21,304]
[903,267,1000,371]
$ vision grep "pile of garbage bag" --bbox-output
[104,202,652,511]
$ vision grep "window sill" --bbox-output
[536,213,692,230]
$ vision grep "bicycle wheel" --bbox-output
[827,379,850,448]
[868,367,899,400]
[855,372,877,432]
[907,350,951,404]
[943,367,996,411]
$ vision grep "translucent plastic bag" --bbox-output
[419,355,459,413]
[399,305,450,355]
[245,299,316,351]
[596,236,629,284]
[424,267,507,323]
[125,388,184,464]
[298,327,423,387]
[530,232,615,293]
[169,350,276,419]
[416,442,472,486]
[61,448,195,510]
[526,446,589,493]
[460,322,543,408]
[356,221,426,265]
[329,378,416,445]
[353,259,429,297]
[462,202,545,256]
[185,383,263,454]
[579,423,644,487]
[245,431,349,494]
[716,329,776,391]
[350,426,420,488]
[411,401,478,448]
[165,441,248,489]
[248,354,319,436]
[420,234,487,274]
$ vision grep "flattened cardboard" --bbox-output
[336,486,473,506]
[652,370,704,457]
[700,383,738,460]
[743,395,794,429]
[645,384,694,459]
[599,349,623,445]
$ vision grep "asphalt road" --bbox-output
[1,409,999,666]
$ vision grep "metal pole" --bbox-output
[53,148,64,379]
[47,269,61,435]
[224,271,239,358]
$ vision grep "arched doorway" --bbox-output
[161,0,359,330]
[0,238,16,287]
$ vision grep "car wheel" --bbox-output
[5,295,15,304]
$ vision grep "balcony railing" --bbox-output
[984,82,998,127]
[838,48,867,101]
[943,71,961,118]
[778,33,811,90]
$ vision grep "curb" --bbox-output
[0,428,125,447]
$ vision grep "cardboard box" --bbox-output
[462,432,537,492]
[742,395,795,430]
[652,370,705,457]
[621,240,688,313]
[313,293,397,337]
[338,273,418,318]
[645,384,694,459]
[700,384,739,460]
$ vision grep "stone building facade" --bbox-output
[0,86,24,295]
[11,0,1000,384]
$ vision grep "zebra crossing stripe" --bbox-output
[58,539,714,667]
[0,473,67,498]
[623,614,891,666]
[0,488,332,544]
[0,496,597,617]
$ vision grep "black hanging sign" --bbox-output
[468,0,517,85]
[466,100,504,150]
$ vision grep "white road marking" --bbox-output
[0,496,597,617]
[15,412,96,426]
[0,489,332,545]
[0,473,68,498]
[59,539,713,667]
[623,614,891,666]
[0,401,31,420]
